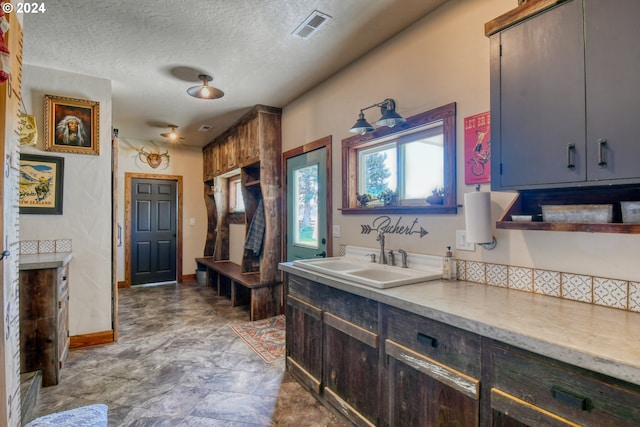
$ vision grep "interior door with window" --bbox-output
[130,178,177,284]
[286,147,328,261]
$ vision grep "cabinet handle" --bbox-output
[550,386,592,411]
[417,332,439,348]
[597,138,607,167]
[566,144,576,170]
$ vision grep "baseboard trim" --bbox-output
[182,273,196,282]
[117,280,130,289]
[70,330,114,349]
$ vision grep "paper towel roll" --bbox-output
[464,191,493,243]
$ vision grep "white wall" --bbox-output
[282,0,640,282]
[116,141,208,281]
[21,65,113,335]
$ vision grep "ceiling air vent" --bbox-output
[291,10,332,40]
[198,125,213,132]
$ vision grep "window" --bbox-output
[342,102,456,214]
[357,125,444,206]
[229,175,245,212]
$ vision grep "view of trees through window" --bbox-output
[358,125,443,204]
[294,164,319,248]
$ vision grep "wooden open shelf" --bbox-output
[497,186,640,234]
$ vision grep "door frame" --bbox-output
[124,173,183,287]
[282,136,333,261]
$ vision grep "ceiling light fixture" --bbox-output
[160,125,184,141]
[187,74,224,99]
[349,98,406,134]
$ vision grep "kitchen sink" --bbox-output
[292,257,440,288]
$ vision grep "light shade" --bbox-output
[376,102,406,127]
[349,112,375,134]
[348,98,406,134]
[187,74,224,99]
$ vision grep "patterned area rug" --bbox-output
[231,315,286,363]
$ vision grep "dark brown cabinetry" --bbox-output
[490,342,640,426]
[489,0,640,191]
[286,275,481,426]
[285,271,640,426]
[384,306,481,426]
[202,105,281,283]
[19,264,70,386]
[286,274,380,426]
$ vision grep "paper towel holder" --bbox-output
[465,186,497,250]
[478,236,497,250]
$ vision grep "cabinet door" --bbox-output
[585,0,640,182]
[324,312,379,427]
[493,0,585,189]
[241,117,260,164]
[285,294,322,394]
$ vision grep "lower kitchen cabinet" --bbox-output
[490,342,640,427]
[19,263,70,386]
[286,273,380,426]
[385,306,481,426]
[284,271,640,426]
[324,311,380,426]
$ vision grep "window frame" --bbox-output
[341,102,457,214]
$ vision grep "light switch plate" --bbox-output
[332,225,341,237]
[456,230,475,251]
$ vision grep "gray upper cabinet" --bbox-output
[490,0,640,191]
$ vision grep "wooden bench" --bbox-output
[195,257,282,321]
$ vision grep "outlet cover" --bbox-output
[456,230,475,251]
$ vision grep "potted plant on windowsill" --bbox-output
[426,187,445,205]
[379,189,398,206]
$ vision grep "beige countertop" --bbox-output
[19,252,73,270]
[279,262,640,387]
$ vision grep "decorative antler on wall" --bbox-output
[137,145,170,169]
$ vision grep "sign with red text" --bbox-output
[464,111,491,185]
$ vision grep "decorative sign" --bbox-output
[360,216,428,238]
[464,111,491,184]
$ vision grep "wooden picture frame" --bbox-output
[19,154,65,215]
[44,94,100,155]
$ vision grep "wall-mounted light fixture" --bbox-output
[349,98,406,134]
[187,74,225,99]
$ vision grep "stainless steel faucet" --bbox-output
[387,250,395,266]
[397,249,408,268]
[376,231,387,264]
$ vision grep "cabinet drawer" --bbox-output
[384,305,481,378]
[492,342,640,426]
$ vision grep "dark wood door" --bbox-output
[130,178,177,284]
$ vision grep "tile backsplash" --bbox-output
[457,260,640,313]
[20,239,72,255]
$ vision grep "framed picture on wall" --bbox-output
[44,94,100,155]
[19,154,64,215]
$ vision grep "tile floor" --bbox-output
[27,281,348,426]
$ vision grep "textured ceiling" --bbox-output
[22,0,449,147]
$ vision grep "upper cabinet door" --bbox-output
[585,0,640,183]
[493,0,585,190]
